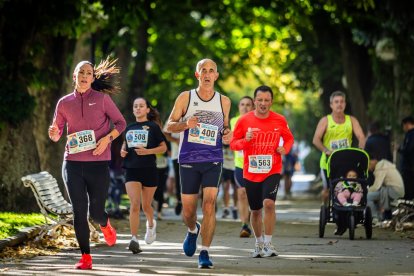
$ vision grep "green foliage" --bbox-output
[0,212,45,239]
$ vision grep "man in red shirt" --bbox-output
[230,85,294,258]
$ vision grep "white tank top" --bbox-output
[178,89,224,163]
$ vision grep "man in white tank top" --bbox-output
[166,58,232,269]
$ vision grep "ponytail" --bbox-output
[91,56,121,95]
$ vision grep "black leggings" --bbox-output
[154,167,168,212]
[62,160,110,254]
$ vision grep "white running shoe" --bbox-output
[145,219,156,244]
[252,243,264,258]
[262,242,278,257]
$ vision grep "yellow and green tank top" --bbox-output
[319,114,352,170]
[230,115,244,168]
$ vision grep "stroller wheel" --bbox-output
[348,213,355,240]
[319,205,328,238]
[364,206,373,239]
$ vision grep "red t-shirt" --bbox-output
[230,111,294,182]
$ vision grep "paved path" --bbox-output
[1,193,413,275]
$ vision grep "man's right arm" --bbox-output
[166,91,190,133]
[312,116,329,154]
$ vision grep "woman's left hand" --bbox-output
[93,136,111,156]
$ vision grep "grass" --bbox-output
[0,212,45,239]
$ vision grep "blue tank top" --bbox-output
[178,89,224,163]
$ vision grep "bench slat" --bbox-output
[22,171,73,218]
[36,187,63,197]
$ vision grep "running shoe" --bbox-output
[232,208,238,220]
[75,254,92,270]
[128,238,142,254]
[239,224,252,238]
[252,243,264,258]
[100,219,117,246]
[175,201,182,215]
[198,250,214,269]
[222,208,230,219]
[145,219,157,244]
[262,242,278,257]
[183,221,201,256]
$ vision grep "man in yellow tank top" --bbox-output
[313,91,366,204]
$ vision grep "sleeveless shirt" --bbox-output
[230,115,244,168]
[319,114,353,170]
[178,89,224,163]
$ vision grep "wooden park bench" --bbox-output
[21,171,99,241]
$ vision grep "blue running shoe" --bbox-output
[183,221,200,257]
[198,250,214,269]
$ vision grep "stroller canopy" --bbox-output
[327,148,370,180]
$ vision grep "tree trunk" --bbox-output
[64,33,92,94]
[0,122,40,211]
[29,36,76,192]
[339,29,372,131]
[127,0,151,122]
[114,44,132,115]
[128,25,149,122]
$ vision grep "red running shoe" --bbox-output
[75,254,92,270]
[100,219,117,246]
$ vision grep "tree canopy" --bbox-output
[1,0,413,211]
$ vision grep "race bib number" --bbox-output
[188,123,218,146]
[126,129,149,148]
[248,155,272,174]
[67,130,96,154]
[330,138,349,150]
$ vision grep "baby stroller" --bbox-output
[319,148,373,240]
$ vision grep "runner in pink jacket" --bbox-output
[48,58,126,270]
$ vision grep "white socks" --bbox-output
[188,226,198,234]
[255,236,264,244]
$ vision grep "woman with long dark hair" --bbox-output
[121,97,167,254]
[48,57,126,270]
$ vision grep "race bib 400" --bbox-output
[67,130,96,154]
[188,123,218,146]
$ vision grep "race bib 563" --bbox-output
[248,155,272,174]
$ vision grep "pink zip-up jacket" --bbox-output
[53,88,126,161]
